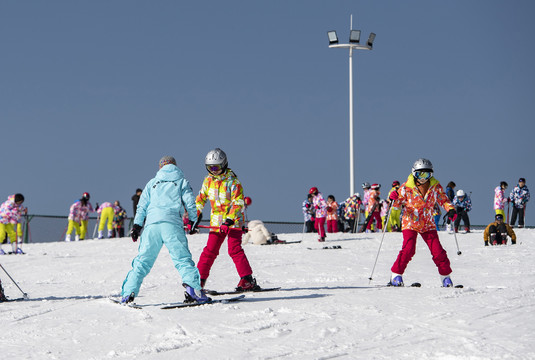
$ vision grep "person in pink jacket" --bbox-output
[310,187,327,242]
[388,158,456,287]
[0,194,26,254]
[493,181,508,220]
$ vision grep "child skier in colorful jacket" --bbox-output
[121,156,207,304]
[388,159,456,287]
[366,185,382,232]
[310,187,327,241]
[194,148,260,292]
[326,195,339,233]
[0,194,26,254]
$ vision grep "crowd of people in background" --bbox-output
[302,176,530,242]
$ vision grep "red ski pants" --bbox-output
[391,229,452,276]
[327,219,338,233]
[367,212,382,230]
[314,217,326,238]
[197,231,253,280]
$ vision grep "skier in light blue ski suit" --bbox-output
[121,156,204,302]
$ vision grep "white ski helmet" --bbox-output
[456,189,465,197]
[205,148,228,173]
[412,158,433,176]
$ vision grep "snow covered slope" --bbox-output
[1,229,533,359]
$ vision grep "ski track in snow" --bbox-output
[0,229,534,359]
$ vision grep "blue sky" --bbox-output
[1,1,534,228]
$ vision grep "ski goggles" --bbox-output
[414,171,432,180]
[206,164,223,173]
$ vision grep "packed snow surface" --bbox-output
[1,229,534,359]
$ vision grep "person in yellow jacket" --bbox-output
[193,148,260,292]
[483,214,516,246]
[387,181,401,232]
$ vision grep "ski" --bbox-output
[381,282,464,289]
[261,240,301,245]
[109,298,143,309]
[385,282,422,287]
[0,297,27,303]
[307,245,342,250]
[161,294,245,309]
[205,287,281,296]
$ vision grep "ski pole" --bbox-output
[197,225,248,233]
[368,203,394,283]
[451,220,462,255]
[353,207,360,233]
[0,263,29,299]
[92,216,100,239]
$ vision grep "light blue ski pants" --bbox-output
[121,222,201,297]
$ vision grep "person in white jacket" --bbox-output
[242,220,273,245]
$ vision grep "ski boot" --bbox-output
[16,248,24,254]
[318,237,325,242]
[107,230,113,238]
[98,230,104,240]
[121,292,135,304]
[389,274,404,287]
[501,233,508,245]
[65,234,72,242]
[74,235,80,242]
[442,276,453,288]
[0,281,7,302]
[236,275,261,292]
[464,227,470,233]
[183,284,211,303]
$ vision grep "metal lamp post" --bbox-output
[327,17,375,196]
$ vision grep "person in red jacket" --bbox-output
[388,158,456,287]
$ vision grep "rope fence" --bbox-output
[10,214,532,244]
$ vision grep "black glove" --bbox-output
[95,203,100,211]
[447,209,456,220]
[189,213,202,235]
[130,224,142,242]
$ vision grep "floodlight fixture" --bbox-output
[349,30,361,44]
[327,31,338,45]
[367,32,376,48]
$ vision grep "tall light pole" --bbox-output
[327,16,375,196]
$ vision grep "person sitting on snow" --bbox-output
[483,214,516,246]
[242,220,280,245]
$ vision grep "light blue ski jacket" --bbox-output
[134,164,197,227]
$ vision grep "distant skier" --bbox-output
[309,187,327,242]
[0,194,26,254]
[387,181,401,232]
[343,193,361,233]
[326,195,339,233]
[366,184,382,232]
[193,148,261,291]
[445,181,456,233]
[493,181,508,220]
[65,193,94,242]
[96,202,115,239]
[509,178,530,228]
[302,194,315,233]
[483,214,516,246]
[453,190,472,233]
[388,158,457,287]
[131,188,142,218]
[112,201,127,238]
[121,156,208,304]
